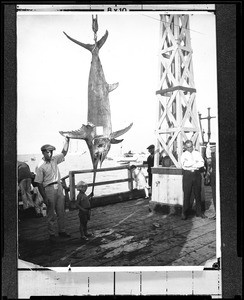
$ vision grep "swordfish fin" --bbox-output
[108,82,119,93]
[63,32,94,52]
[110,122,133,139]
[59,124,94,140]
[97,30,108,49]
[63,30,108,52]
[111,138,124,144]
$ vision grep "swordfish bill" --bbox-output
[60,27,133,192]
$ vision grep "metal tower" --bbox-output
[155,14,200,168]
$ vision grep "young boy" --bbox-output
[76,181,93,242]
[129,165,149,198]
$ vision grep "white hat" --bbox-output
[76,181,88,189]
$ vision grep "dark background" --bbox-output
[2,2,242,299]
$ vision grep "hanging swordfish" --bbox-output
[59,17,133,192]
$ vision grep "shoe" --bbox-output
[181,213,187,220]
[80,236,89,242]
[59,232,71,238]
[196,214,207,219]
[85,233,93,237]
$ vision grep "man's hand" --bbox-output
[62,136,70,156]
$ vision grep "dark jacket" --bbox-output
[146,154,154,173]
[17,161,32,184]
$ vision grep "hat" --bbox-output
[76,181,88,189]
[41,144,56,152]
[147,144,155,149]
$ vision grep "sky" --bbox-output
[17,9,218,155]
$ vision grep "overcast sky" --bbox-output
[17,10,218,155]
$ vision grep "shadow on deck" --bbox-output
[18,186,216,268]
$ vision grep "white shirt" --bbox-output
[180,149,204,171]
[132,168,147,189]
[34,154,64,187]
[206,143,216,159]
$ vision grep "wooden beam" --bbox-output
[156,85,196,95]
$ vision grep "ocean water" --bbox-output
[17,152,148,197]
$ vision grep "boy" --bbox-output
[76,181,93,241]
[129,165,149,198]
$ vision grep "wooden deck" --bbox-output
[18,186,216,268]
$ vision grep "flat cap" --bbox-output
[147,144,155,149]
[41,144,56,152]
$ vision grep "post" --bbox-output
[207,107,211,142]
[69,171,76,201]
[199,107,216,144]
[198,112,205,144]
[61,178,70,209]
[127,168,133,191]
[151,14,200,212]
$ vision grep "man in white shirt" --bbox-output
[35,136,70,242]
[180,140,207,220]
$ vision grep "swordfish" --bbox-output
[60,18,133,190]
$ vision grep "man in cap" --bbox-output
[145,144,155,190]
[34,136,70,242]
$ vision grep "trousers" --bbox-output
[79,213,89,237]
[45,183,65,235]
[148,172,152,187]
[182,170,202,216]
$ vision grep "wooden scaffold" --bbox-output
[154,14,200,168]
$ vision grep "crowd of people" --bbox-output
[18,137,216,243]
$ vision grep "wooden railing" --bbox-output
[61,164,148,201]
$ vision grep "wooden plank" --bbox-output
[19,186,216,268]
[49,212,215,267]
[69,164,144,175]
[99,222,215,267]
[156,86,196,95]
[85,178,131,187]
[151,167,182,175]
[171,242,216,266]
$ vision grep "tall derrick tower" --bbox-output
[151,14,201,208]
[154,14,200,168]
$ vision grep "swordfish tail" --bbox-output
[63,30,108,52]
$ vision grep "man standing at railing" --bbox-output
[144,144,155,195]
[34,136,71,242]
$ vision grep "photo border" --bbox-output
[2,2,242,298]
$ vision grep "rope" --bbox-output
[92,15,98,52]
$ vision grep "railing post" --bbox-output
[61,178,70,210]
[69,171,75,201]
[127,167,133,191]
